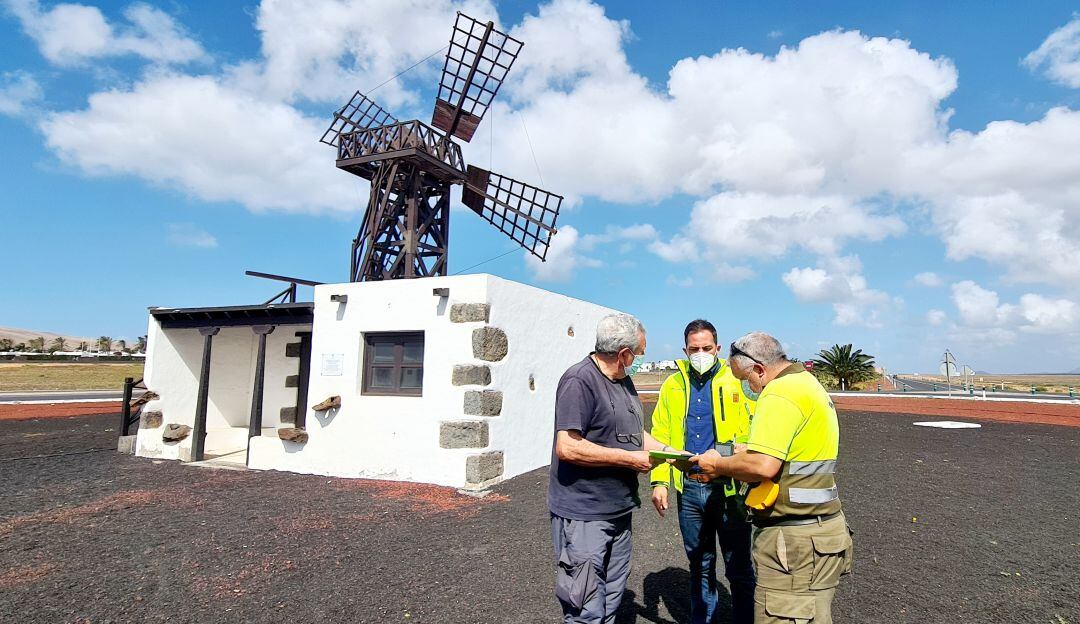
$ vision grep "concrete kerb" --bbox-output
[834,392,1080,405]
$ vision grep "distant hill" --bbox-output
[1067,367,1080,375]
[0,326,98,348]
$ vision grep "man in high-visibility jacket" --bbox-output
[690,331,852,624]
[648,319,756,624]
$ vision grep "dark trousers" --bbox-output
[677,479,755,624]
[551,513,633,624]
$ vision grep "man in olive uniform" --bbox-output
[690,331,852,624]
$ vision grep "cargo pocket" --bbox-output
[844,526,855,575]
[808,533,852,590]
[554,548,596,611]
[752,529,795,591]
[764,590,815,623]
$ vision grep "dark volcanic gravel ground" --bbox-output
[1,412,1077,623]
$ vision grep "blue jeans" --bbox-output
[677,479,755,624]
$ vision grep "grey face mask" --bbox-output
[741,378,761,401]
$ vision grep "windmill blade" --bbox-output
[461,165,562,260]
[432,13,523,142]
[320,91,398,147]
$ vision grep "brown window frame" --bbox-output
[361,331,424,396]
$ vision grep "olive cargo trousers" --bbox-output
[751,512,853,623]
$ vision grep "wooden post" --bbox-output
[192,327,220,462]
[294,331,313,429]
[120,377,134,436]
[247,325,275,465]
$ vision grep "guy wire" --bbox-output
[517,111,545,187]
[452,247,522,275]
[367,44,449,94]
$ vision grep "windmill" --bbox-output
[321,12,563,282]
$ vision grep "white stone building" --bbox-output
[131,274,618,489]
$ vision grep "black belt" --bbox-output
[752,510,843,528]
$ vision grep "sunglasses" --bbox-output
[729,342,763,366]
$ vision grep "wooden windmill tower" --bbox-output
[321,12,562,282]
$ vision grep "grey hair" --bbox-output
[594,313,645,354]
[730,331,787,368]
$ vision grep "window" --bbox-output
[362,332,424,396]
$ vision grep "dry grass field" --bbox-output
[908,374,1080,394]
[629,370,676,390]
[0,363,145,392]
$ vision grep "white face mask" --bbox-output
[689,351,716,375]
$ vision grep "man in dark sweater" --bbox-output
[548,313,666,624]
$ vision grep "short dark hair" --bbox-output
[683,319,717,345]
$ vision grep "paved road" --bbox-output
[0,390,127,403]
[883,377,1078,402]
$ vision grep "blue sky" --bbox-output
[1,1,1079,373]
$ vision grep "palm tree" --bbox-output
[0,338,12,351]
[136,335,147,353]
[116,339,127,353]
[811,344,877,391]
[28,336,46,353]
[51,337,68,352]
[97,336,112,353]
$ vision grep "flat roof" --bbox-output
[150,302,314,329]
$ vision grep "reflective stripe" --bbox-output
[788,460,837,475]
[789,486,839,504]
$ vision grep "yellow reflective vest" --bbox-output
[648,358,756,495]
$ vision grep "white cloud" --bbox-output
[166,223,217,248]
[505,0,631,100]
[948,280,1079,344]
[906,108,1080,285]
[579,223,659,251]
[1017,293,1079,333]
[234,0,496,106]
[39,74,354,212]
[926,309,946,326]
[525,225,599,281]
[12,0,1080,296]
[5,0,208,66]
[666,274,693,288]
[1023,14,1080,88]
[654,193,905,263]
[783,267,850,303]
[487,25,958,206]
[951,280,1013,327]
[0,71,42,116]
[913,271,944,287]
[527,222,654,280]
[782,255,896,327]
[705,263,757,283]
[27,0,497,213]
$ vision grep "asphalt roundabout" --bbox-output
[0,410,1076,623]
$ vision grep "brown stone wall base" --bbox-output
[452,365,491,386]
[450,303,490,323]
[466,451,504,484]
[463,390,503,416]
[472,327,508,362]
[278,427,309,443]
[440,421,489,448]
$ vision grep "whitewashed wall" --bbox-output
[248,274,619,488]
[135,317,309,460]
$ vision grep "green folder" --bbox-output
[649,449,694,460]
